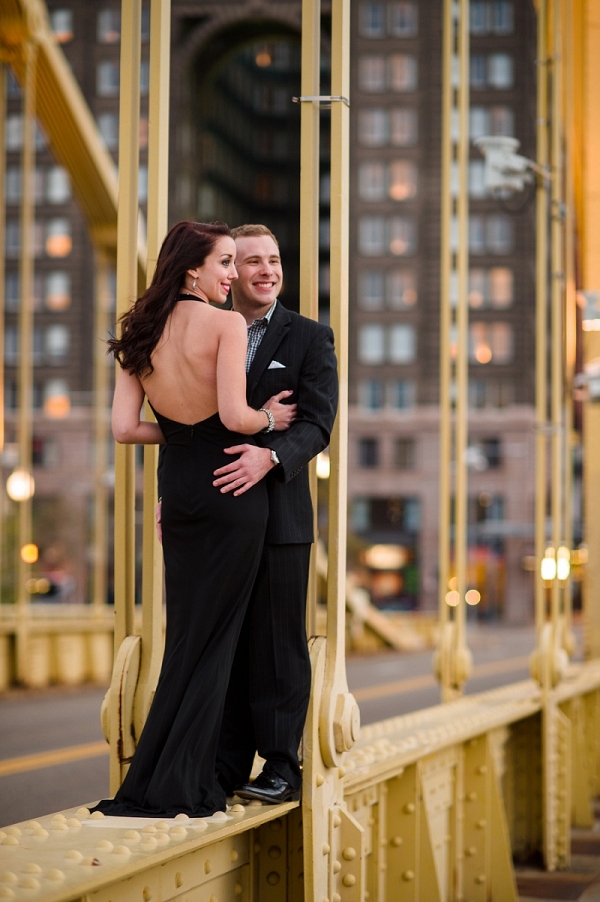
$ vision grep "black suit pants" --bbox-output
[216,542,312,791]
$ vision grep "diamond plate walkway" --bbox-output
[517,803,600,901]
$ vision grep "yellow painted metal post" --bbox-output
[0,65,6,607]
[298,0,321,640]
[135,0,171,737]
[437,0,453,656]
[108,0,142,792]
[319,0,359,770]
[92,253,110,612]
[435,0,472,701]
[581,0,600,659]
[15,42,36,684]
[113,0,142,654]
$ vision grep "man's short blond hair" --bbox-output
[230,223,279,247]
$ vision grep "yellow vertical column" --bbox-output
[15,43,37,684]
[0,65,6,607]
[108,0,142,792]
[92,253,110,614]
[113,0,141,654]
[298,0,321,638]
[581,0,600,658]
[134,0,171,737]
[319,0,359,768]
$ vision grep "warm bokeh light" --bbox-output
[557,546,570,581]
[364,544,407,570]
[255,51,272,67]
[44,393,71,419]
[6,468,35,501]
[21,543,39,564]
[475,344,492,363]
[390,238,407,255]
[465,589,481,605]
[541,546,557,581]
[445,590,460,606]
[46,233,72,257]
[316,450,330,480]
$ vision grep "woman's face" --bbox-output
[194,236,238,304]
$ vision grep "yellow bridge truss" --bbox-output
[2,0,600,899]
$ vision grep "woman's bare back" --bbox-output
[143,301,233,425]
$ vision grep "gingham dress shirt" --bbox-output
[245,300,277,372]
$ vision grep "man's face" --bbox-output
[232,234,283,310]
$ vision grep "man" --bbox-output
[212,224,338,803]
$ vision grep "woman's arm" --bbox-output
[216,313,280,434]
[112,367,165,444]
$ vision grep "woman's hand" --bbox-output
[264,390,297,431]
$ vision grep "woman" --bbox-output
[92,221,295,817]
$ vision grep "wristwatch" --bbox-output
[269,449,280,466]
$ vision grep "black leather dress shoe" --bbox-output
[235,769,300,804]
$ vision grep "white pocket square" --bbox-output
[268,360,286,369]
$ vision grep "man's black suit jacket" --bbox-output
[246,301,338,544]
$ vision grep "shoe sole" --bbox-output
[235,789,300,804]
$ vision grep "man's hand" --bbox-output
[156,500,162,544]
[213,445,275,496]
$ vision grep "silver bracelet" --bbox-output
[259,407,275,433]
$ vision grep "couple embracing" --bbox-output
[92,221,338,817]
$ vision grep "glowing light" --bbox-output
[448,576,457,590]
[6,469,35,501]
[21,543,39,564]
[390,238,407,255]
[465,589,481,606]
[36,578,51,594]
[475,344,492,364]
[255,51,272,67]
[557,546,570,581]
[364,544,407,570]
[45,233,72,257]
[316,450,330,480]
[44,394,70,419]
[582,319,600,331]
[541,546,556,581]
[445,590,460,607]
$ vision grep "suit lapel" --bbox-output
[246,302,292,398]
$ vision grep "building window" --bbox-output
[138,165,148,203]
[489,106,514,136]
[358,379,385,410]
[359,323,386,363]
[98,9,120,43]
[488,54,514,89]
[394,437,415,469]
[469,322,514,364]
[4,325,18,365]
[389,324,416,363]
[45,325,70,359]
[359,55,387,92]
[97,61,120,97]
[6,70,20,99]
[5,273,19,311]
[45,272,71,311]
[469,160,487,198]
[359,271,385,310]
[470,268,513,308]
[358,437,380,468]
[45,219,72,257]
[390,108,418,145]
[359,162,386,201]
[5,167,20,204]
[98,112,119,149]
[359,2,386,37]
[359,109,387,146]
[388,379,416,409]
[50,9,74,43]
[470,55,487,89]
[5,220,19,257]
[389,160,417,200]
[46,167,71,204]
[469,215,513,255]
[44,379,70,419]
[32,436,59,469]
[6,114,23,151]
[387,269,417,308]
[359,215,386,255]
[388,2,418,36]
[389,54,417,91]
[470,2,514,34]
[469,379,514,407]
[492,2,514,34]
[389,215,416,255]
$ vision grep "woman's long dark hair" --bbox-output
[108,220,231,376]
